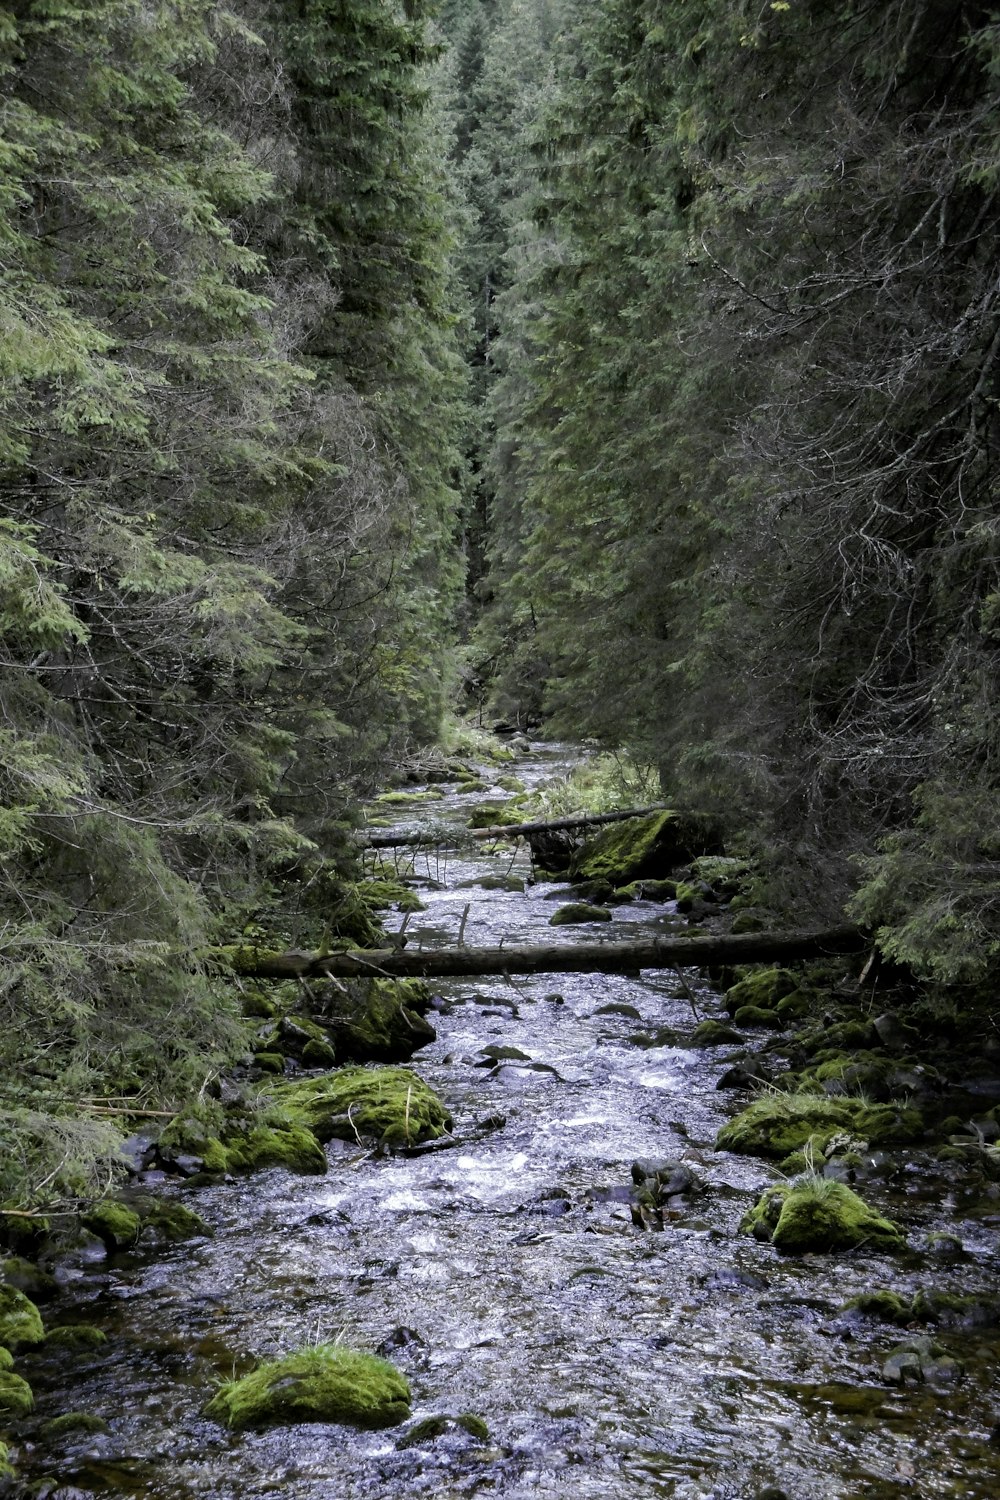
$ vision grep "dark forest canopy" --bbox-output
[1,0,999,1204]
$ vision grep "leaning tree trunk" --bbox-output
[217,926,865,980]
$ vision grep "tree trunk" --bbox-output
[221,925,865,980]
[360,803,671,849]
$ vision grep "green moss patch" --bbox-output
[570,810,722,886]
[723,968,799,1014]
[41,1411,110,1438]
[743,1180,904,1253]
[317,979,436,1064]
[43,1324,107,1349]
[222,1121,327,1175]
[467,802,522,829]
[690,1019,745,1047]
[360,879,426,913]
[82,1202,141,1249]
[0,1347,12,1371]
[0,1286,44,1350]
[732,1005,783,1029]
[0,1369,34,1417]
[273,1066,451,1148]
[549,903,612,926]
[1,1257,57,1303]
[716,1094,923,1159]
[206,1344,410,1430]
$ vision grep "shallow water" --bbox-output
[16,746,1000,1499]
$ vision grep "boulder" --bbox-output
[206,1344,410,1430]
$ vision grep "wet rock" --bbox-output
[882,1333,962,1386]
[873,1012,918,1051]
[82,1202,140,1250]
[0,1285,44,1349]
[629,1158,704,1229]
[398,1411,490,1447]
[0,1257,57,1303]
[732,1005,783,1030]
[313,979,437,1065]
[628,1026,681,1049]
[921,1230,965,1262]
[716,1062,773,1090]
[723,968,799,1015]
[40,1411,109,1439]
[118,1133,156,1172]
[594,1002,644,1020]
[378,1326,426,1355]
[274,1065,452,1148]
[475,1045,532,1067]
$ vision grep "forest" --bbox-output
[1,0,1000,1490]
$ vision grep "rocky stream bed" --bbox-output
[8,745,1000,1499]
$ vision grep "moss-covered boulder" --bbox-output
[398,1411,490,1447]
[1,1257,57,1303]
[467,802,521,829]
[716,1094,923,1159]
[743,1180,905,1253]
[83,1202,141,1249]
[618,878,678,901]
[723,968,799,1015]
[315,979,436,1064]
[274,1066,452,1148]
[139,1199,211,1243]
[732,1005,783,1030]
[41,1411,110,1438]
[158,1110,326,1177]
[549,903,612,926]
[0,1348,12,1371]
[360,879,426,913]
[569,810,722,886]
[690,1020,745,1048]
[206,1345,410,1430]
[0,1286,44,1350]
[43,1324,107,1349]
[0,1369,34,1417]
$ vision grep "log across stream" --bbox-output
[16,742,1000,1500]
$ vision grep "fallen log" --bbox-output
[220,926,865,981]
[360,803,671,849]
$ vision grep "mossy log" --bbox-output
[359,803,671,849]
[217,926,864,980]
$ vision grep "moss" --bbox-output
[241,989,279,1019]
[82,1202,141,1249]
[141,1200,210,1242]
[549,903,612,926]
[456,779,488,794]
[223,1121,327,1176]
[775,991,812,1020]
[0,1439,11,1480]
[716,1094,923,1158]
[723,968,799,1014]
[277,1014,338,1067]
[0,1347,12,1371]
[732,1005,783,1029]
[673,881,700,913]
[273,1066,452,1148]
[690,856,749,895]
[376,789,444,804]
[254,1051,285,1074]
[843,1291,913,1324]
[361,879,426,913]
[690,1019,745,1047]
[730,911,766,934]
[0,1369,34,1417]
[743,1180,904,1253]
[802,1019,877,1053]
[0,1285,44,1350]
[1,1257,57,1302]
[618,878,678,901]
[43,1324,107,1349]
[457,1411,490,1441]
[317,978,436,1065]
[302,1038,338,1068]
[206,1344,410,1430]
[570,810,721,886]
[41,1411,110,1438]
[399,1411,490,1447]
[467,802,522,829]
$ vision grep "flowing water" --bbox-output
[16,746,1000,1499]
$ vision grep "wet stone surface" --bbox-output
[14,745,1000,1499]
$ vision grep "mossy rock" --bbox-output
[716,1094,923,1159]
[241,989,279,1020]
[774,991,812,1020]
[843,1291,913,1325]
[743,1180,904,1253]
[456,779,489,794]
[206,1344,410,1430]
[802,1019,878,1053]
[360,879,426,913]
[140,1199,210,1242]
[730,911,766,934]
[690,1019,745,1048]
[222,1121,327,1176]
[723,968,799,1015]
[273,1066,452,1148]
[1,1257,57,1303]
[467,802,522,829]
[376,789,444,805]
[316,979,436,1064]
[0,1348,11,1372]
[41,1411,110,1438]
[732,1005,783,1030]
[0,1285,44,1350]
[457,874,525,893]
[255,1051,286,1074]
[569,810,722,887]
[618,878,678,901]
[549,903,612,926]
[690,856,750,896]
[0,1369,33,1418]
[0,1439,11,1480]
[276,1014,338,1067]
[43,1324,107,1349]
[83,1202,141,1249]
[399,1410,490,1446]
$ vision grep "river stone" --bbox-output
[549,903,612,925]
[205,1344,411,1430]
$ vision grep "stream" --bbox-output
[16,744,1000,1499]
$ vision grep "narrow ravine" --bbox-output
[17,746,1000,1500]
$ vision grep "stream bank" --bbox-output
[8,744,1000,1499]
